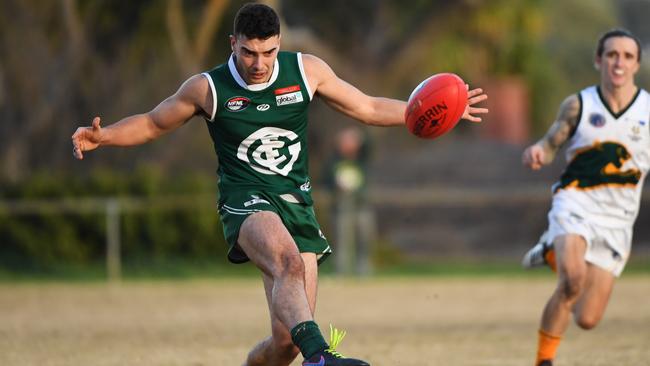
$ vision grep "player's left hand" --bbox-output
[462,86,488,122]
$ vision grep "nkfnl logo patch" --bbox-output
[237,127,301,176]
[589,113,606,127]
[274,85,303,106]
[225,96,251,112]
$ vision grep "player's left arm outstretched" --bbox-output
[302,54,488,126]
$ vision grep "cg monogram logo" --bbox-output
[237,127,301,176]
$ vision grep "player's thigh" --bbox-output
[572,263,615,328]
[554,234,588,279]
[239,211,302,275]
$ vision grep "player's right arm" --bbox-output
[72,74,212,159]
[522,94,581,170]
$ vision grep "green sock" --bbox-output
[290,320,329,359]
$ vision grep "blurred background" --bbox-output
[2,0,650,280]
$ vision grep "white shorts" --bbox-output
[546,210,632,277]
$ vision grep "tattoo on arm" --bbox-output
[538,95,581,162]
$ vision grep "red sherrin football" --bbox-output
[405,73,468,139]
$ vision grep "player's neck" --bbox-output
[599,82,638,114]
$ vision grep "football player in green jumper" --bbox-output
[72,3,488,365]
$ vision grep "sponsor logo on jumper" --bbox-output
[225,96,251,112]
[257,103,270,111]
[237,127,301,176]
[276,91,303,106]
[274,85,301,95]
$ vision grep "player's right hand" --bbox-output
[522,144,545,170]
[72,116,103,160]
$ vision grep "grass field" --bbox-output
[0,274,648,366]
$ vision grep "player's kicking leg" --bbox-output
[239,211,369,366]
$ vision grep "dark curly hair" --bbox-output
[596,28,642,61]
[233,3,280,39]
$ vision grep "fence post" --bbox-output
[106,198,121,282]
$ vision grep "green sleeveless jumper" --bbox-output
[203,51,314,203]
[202,52,330,264]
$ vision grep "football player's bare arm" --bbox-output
[522,94,580,170]
[302,53,406,126]
[72,74,212,159]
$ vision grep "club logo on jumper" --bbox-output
[589,113,606,127]
[640,120,647,126]
[555,141,640,192]
[237,127,301,176]
[274,85,303,106]
[413,101,448,136]
[225,96,251,112]
[256,103,270,112]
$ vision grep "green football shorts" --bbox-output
[218,190,331,264]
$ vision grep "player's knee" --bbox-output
[277,251,305,279]
[575,314,600,330]
[558,277,584,300]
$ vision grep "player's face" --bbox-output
[596,36,640,89]
[231,34,280,84]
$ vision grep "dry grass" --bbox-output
[0,275,648,366]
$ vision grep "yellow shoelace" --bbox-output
[325,324,347,358]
